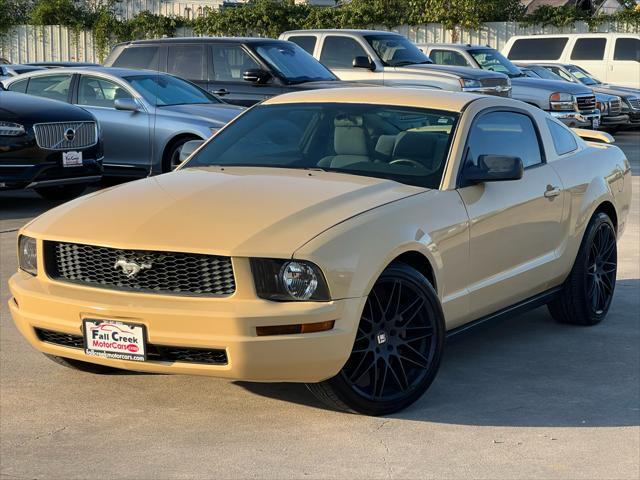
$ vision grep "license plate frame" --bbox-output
[62,151,83,167]
[592,117,600,130]
[83,319,147,362]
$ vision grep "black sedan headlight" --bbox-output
[250,258,330,301]
[18,235,37,276]
[0,121,25,136]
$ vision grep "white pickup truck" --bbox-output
[280,29,512,98]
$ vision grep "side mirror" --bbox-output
[242,68,271,84]
[353,56,375,71]
[463,155,524,183]
[114,98,140,112]
[179,139,204,163]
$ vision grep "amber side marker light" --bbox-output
[256,320,335,337]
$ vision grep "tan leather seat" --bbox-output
[319,117,370,168]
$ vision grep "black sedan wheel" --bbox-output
[307,263,445,415]
[549,212,617,325]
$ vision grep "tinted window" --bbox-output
[255,43,336,84]
[78,76,132,108]
[7,78,28,93]
[288,36,317,55]
[25,74,72,102]
[547,119,578,156]
[571,38,606,60]
[320,36,368,69]
[124,74,220,106]
[547,65,574,82]
[508,38,569,60]
[112,46,160,70]
[467,111,542,168]
[614,38,640,62]
[186,103,458,189]
[211,45,260,82]
[167,45,206,81]
[430,49,470,67]
[364,34,430,66]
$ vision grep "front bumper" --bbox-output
[550,110,600,128]
[462,86,511,98]
[601,114,630,127]
[0,157,103,190]
[8,269,363,382]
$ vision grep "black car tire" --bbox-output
[35,184,87,201]
[306,263,445,415]
[43,353,121,374]
[163,136,200,172]
[548,212,617,326]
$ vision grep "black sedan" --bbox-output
[0,91,103,200]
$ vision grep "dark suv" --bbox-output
[104,37,362,106]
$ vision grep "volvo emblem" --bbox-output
[64,128,76,142]
[114,258,152,278]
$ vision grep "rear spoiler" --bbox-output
[572,128,615,144]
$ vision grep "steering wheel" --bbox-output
[389,158,425,169]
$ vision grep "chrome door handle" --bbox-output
[544,185,561,199]
[212,88,229,96]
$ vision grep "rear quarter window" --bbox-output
[547,119,578,156]
[7,78,28,93]
[112,46,160,70]
[508,37,568,60]
[614,38,640,62]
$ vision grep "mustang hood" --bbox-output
[25,167,423,257]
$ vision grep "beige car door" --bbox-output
[457,110,565,318]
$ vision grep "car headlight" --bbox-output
[550,92,575,111]
[0,121,25,136]
[596,100,608,114]
[18,235,37,276]
[250,258,330,302]
[460,78,482,89]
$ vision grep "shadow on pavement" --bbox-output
[237,279,640,427]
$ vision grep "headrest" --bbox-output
[334,114,363,127]
[334,125,368,156]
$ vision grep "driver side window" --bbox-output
[466,111,543,168]
[320,36,368,69]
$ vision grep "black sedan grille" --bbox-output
[576,95,596,112]
[33,122,97,150]
[44,241,235,297]
[34,328,228,365]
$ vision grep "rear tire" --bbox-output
[306,263,445,415]
[43,353,121,374]
[35,184,87,201]
[548,212,617,326]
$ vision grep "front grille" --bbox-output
[480,77,507,87]
[33,121,97,150]
[627,97,640,110]
[36,328,85,349]
[34,328,229,365]
[45,241,236,297]
[609,98,622,116]
[576,95,596,112]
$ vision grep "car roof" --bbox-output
[5,66,167,78]
[284,29,400,36]
[262,87,484,112]
[123,37,287,45]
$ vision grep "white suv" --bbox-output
[502,33,639,88]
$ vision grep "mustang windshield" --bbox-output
[185,103,459,189]
[125,74,221,106]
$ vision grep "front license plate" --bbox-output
[83,319,146,362]
[62,151,82,167]
[592,117,600,130]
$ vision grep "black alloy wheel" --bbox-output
[307,263,445,415]
[549,212,617,325]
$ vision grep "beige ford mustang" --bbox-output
[9,88,632,415]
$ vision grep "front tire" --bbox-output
[548,212,617,326]
[163,136,199,172]
[35,184,87,200]
[43,354,121,374]
[307,263,445,415]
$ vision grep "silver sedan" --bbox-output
[2,67,244,176]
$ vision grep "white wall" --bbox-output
[1,21,637,64]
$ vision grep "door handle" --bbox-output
[544,185,561,199]
[212,88,229,96]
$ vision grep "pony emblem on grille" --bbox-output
[114,258,152,278]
